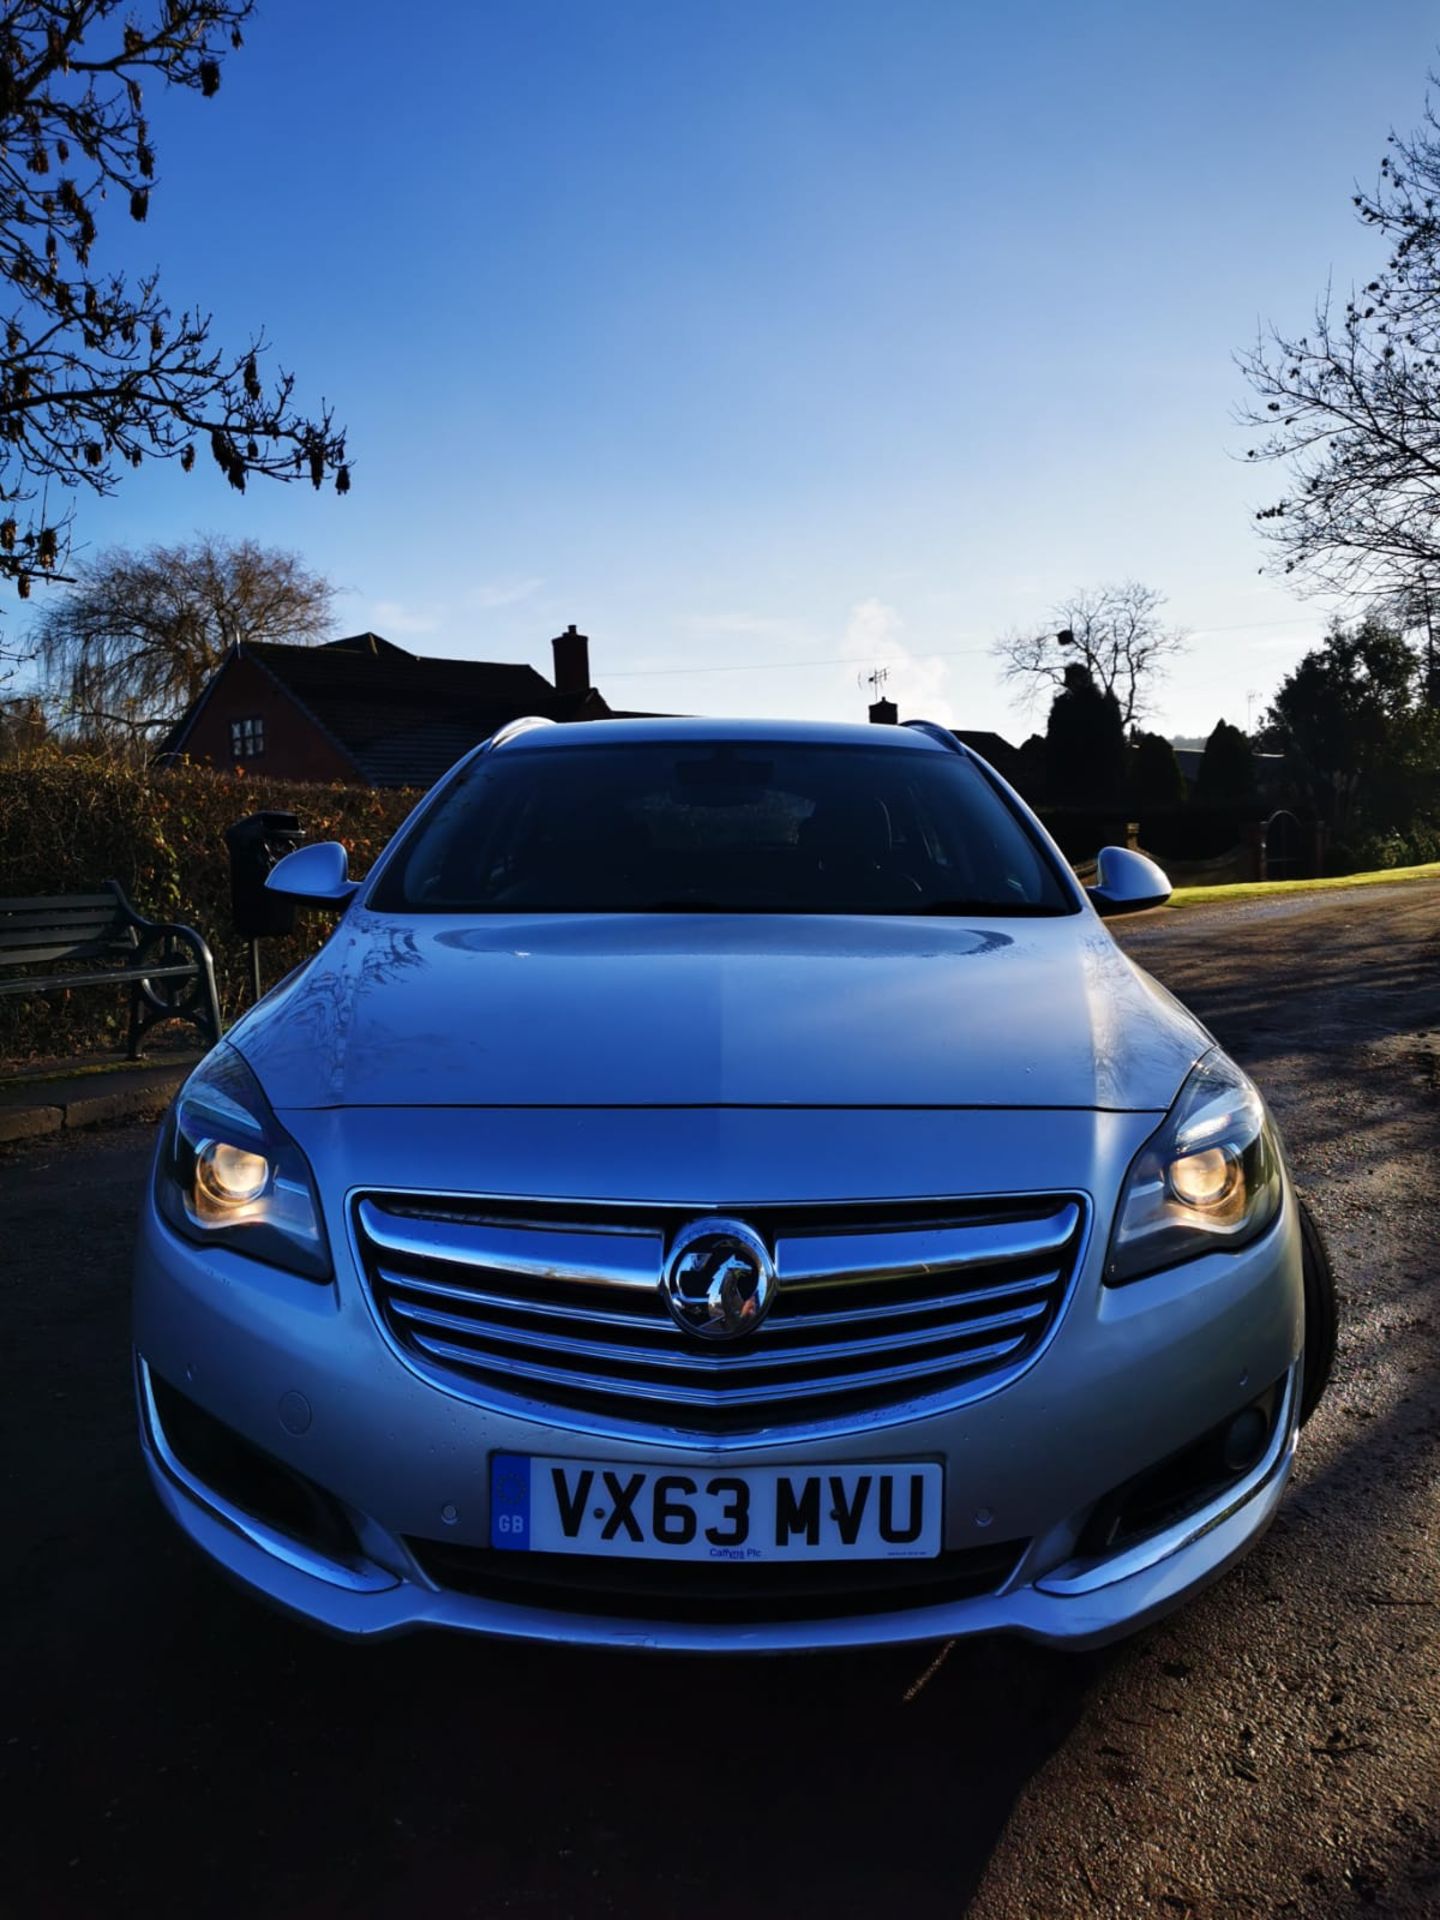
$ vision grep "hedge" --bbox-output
[0,753,418,1065]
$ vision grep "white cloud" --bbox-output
[369,599,442,636]
[466,576,544,611]
[841,597,956,727]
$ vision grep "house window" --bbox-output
[230,716,265,758]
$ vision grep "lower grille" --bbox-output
[404,1536,1028,1623]
[356,1190,1086,1435]
[148,1372,362,1565]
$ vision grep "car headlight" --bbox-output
[155,1045,331,1281]
[1106,1051,1283,1286]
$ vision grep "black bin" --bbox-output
[224,811,306,939]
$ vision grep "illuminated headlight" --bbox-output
[195,1141,270,1208]
[156,1046,330,1280]
[1106,1051,1283,1285]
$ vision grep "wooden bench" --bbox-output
[0,882,222,1058]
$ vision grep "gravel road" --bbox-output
[2,882,1438,1918]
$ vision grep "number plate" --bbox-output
[489,1453,943,1562]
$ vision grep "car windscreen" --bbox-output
[370,740,1077,916]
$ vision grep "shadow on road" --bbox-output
[1119,898,1440,1079]
[0,1128,1106,1919]
[10,1466,1107,1917]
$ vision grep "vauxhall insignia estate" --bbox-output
[133,716,1337,1650]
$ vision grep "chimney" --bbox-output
[868,697,899,725]
[552,624,591,696]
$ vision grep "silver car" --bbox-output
[133,717,1337,1651]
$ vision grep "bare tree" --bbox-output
[0,3,348,665]
[1239,80,1440,599]
[0,688,45,755]
[35,534,333,748]
[992,582,1188,728]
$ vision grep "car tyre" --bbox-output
[1298,1196,1338,1425]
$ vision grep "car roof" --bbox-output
[494,715,953,753]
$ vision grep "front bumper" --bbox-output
[133,1104,1305,1653]
[137,1349,1300,1651]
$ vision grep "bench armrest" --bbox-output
[105,880,215,967]
[106,880,223,1055]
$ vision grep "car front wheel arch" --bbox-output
[1297,1196,1338,1426]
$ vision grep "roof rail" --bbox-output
[902,719,969,756]
[488,714,556,752]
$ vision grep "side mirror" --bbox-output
[265,840,358,908]
[1087,845,1171,918]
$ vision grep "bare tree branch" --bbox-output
[0,4,349,662]
[992,581,1189,729]
[1239,77,1440,599]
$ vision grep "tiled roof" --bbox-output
[243,640,606,787]
[954,729,1020,770]
[155,630,675,785]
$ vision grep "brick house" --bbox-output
[157,625,617,788]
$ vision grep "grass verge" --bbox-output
[1167,860,1440,909]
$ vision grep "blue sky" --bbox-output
[16,0,1440,737]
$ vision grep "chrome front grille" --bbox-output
[355,1192,1086,1435]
